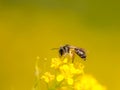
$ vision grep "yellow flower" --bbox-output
[36,57,107,90]
[51,58,69,69]
[69,64,83,75]
[56,74,64,82]
[51,58,62,69]
[67,78,73,85]
[74,75,106,90]
[56,75,73,85]
[62,58,68,63]
[59,63,83,78]
[59,64,71,77]
[41,72,55,83]
[58,64,80,85]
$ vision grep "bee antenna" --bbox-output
[51,48,59,50]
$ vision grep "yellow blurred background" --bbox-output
[0,0,120,90]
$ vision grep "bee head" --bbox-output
[59,47,65,56]
[59,45,70,56]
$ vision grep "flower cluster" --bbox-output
[50,58,84,86]
[34,57,106,90]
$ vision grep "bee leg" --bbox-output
[71,53,75,63]
[72,59,74,63]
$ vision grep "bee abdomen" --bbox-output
[74,48,86,60]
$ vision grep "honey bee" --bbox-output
[58,44,86,62]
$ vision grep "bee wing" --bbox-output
[68,45,77,49]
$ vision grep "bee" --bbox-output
[58,44,86,62]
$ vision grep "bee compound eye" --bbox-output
[59,48,64,56]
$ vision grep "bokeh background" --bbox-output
[0,0,120,90]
